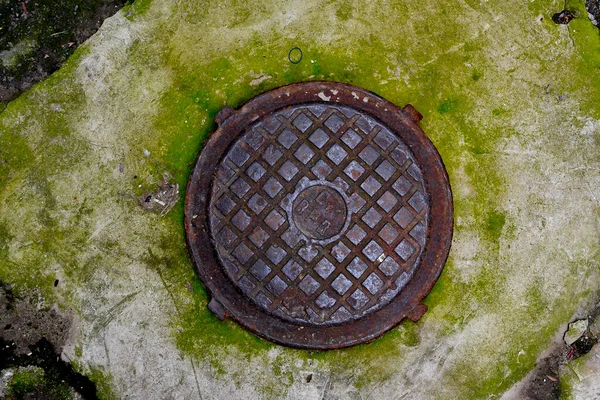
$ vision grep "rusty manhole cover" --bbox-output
[185,82,453,349]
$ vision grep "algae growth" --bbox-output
[1,0,599,398]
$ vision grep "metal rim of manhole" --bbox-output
[184,81,453,350]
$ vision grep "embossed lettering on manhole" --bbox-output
[292,185,347,240]
[185,82,453,349]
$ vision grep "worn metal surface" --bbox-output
[209,103,430,326]
[185,81,453,349]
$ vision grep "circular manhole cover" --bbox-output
[185,82,453,349]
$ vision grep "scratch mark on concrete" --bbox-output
[146,248,181,314]
[87,218,115,242]
[154,263,181,315]
[103,330,111,367]
[90,291,140,338]
[190,358,203,400]
[318,373,331,400]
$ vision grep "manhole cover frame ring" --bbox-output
[185,81,453,350]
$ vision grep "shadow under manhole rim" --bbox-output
[184,81,453,350]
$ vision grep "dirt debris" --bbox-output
[514,300,600,400]
[0,0,128,102]
[138,173,179,215]
[0,283,98,399]
[587,0,600,26]
[0,283,71,356]
[552,9,575,24]
[522,352,562,400]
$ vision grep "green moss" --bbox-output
[7,366,72,400]
[258,373,292,399]
[0,0,599,398]
[492,108,507,116]
[437,99,460,114]
[174,276,272,364]
[486,211,506,242]
[396,321,421,347]
[0,123,34,185]
[124,0,153,18]
[0,39,37,70]
[0,221,12,257]
[87,366,117,400]
[559,377,574,400]
[336,4,353,21]
[558,354,589,400]
[311,60,323,75]
[0,37,94,297]
[7,367,46,395]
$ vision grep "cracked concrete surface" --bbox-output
[0,0,600,398]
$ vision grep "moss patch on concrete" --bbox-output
[2,366,72,399]
[1,0,599,398]
[559,343,600,400]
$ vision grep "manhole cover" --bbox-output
[185,82,453,349]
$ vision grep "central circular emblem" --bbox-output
[292,185,347,240]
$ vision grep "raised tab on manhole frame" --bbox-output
[185,81,453,350]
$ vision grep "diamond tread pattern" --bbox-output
[209,104,429,325]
